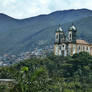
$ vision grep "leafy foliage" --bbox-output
[0,52,92,92]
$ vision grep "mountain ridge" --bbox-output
[0,9,92,55]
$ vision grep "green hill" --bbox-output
[0,9,92,55]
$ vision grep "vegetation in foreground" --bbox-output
[0,52,92,92]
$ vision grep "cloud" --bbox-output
[0,0,91,19]
[2,0,16,6]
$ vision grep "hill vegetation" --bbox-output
[0,52,92,92]
[0,9,92,55]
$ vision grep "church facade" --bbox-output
[54,24,92,56]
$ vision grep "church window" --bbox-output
[56,35,58,39]
[59,46,61,50]
[87,47,88,50]
[83,46,85,50]
[79,46,80,50]
[62,51,64,56]
[70,34,72,38]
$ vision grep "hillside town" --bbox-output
[0,45,53,66]
[1,24,92,66]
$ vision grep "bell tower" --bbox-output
[54,24,66,56]
[68,24,77,43]
[55,24,66,44]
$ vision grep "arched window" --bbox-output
[87,46,88,50]
[59,46,61,50]
[69,33,72,41]
[83,46,85,50]
[79,46,80,50]
[63,45,64,48]
[70,33,72,38]
[56,35,58,39]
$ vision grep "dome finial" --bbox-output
[69,23,77,31]
[72,22,74,26]
[57,24,63,32]
[58,24,61,28]
[59,24,63,31]
[59,24,61,27]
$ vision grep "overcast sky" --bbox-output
[0,0,91,19]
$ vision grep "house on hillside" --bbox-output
[54,24,92,56]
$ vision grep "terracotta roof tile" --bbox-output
[76,40,88,44]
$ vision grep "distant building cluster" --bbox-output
[54,24,92,56]
[0,46,53,66]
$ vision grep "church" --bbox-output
[54,24,92,56]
